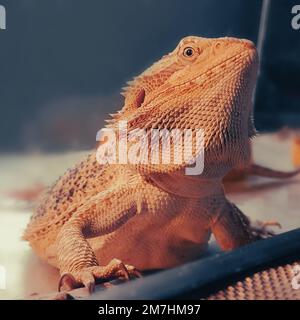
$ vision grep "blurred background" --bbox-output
[0,0,300,299]
[0,0,299,152]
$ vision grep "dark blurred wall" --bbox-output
[0,0,263,151]
[255,0,300,130]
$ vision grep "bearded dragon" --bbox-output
[24,36,283,293]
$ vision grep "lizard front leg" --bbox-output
[56,189,142,293]
[211,201,279,251]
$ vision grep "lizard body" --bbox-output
[24,36,277,292]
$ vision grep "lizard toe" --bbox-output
[81,274,96,293]
[124,264,143,278]
[92,259,142,281]
[58,273,79,292]
[250,219,281,239]
[92,259,130,280]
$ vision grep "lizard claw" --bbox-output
[58,259,142,293]
[260,220,282,229]
[124,264,143,278]
[82,278,95,294]
[58,273,79,292]
[250,219,281,239]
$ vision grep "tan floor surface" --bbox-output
[0,134,299,299]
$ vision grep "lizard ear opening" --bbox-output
[124,87,145,111]
[135,88,146,108]
[116,88,146,120]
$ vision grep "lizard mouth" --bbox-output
[172,49,258,89]
[144,49,258,107]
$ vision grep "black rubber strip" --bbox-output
[86,228,300,300]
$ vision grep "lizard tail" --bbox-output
[248,164,300,179]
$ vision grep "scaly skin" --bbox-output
[24,36,278,292]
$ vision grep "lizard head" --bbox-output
[107,36,259,176]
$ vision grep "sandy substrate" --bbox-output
[0,134,299,299]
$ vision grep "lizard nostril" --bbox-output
[214,42,222,50]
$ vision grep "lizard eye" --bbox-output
[183,47,195,57]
